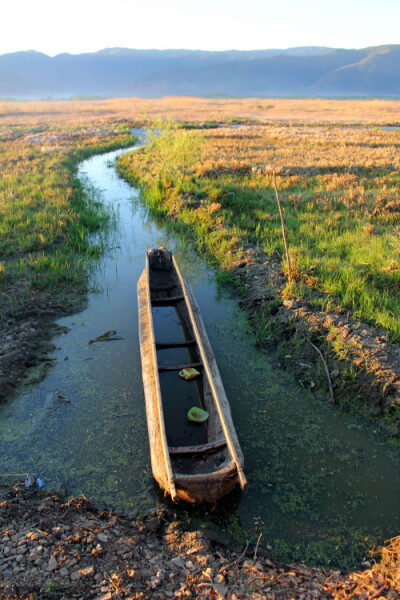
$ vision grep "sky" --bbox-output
[2,0,400,56]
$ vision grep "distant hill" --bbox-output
[0,45,399,98]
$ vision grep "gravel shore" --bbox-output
[1,486,399,599]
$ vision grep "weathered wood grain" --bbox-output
[138,247,246,503]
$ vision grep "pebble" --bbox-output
[80,565,95,577]
[0,488,394,600]
[95,593,112,600]
[47,555,57,571]
[283,299,299,309]
[127,569,141,580]
[171,557,185,568]
[214,583,228,598]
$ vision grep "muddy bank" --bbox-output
[1,486,399,599]
[231,248,400,435]
[0,286,87,402]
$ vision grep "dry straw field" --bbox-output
[1,98,400,597]
[1,96,400,125]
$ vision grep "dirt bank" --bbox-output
[0,286,86,402]
[231,248,400,434]
[1,485,399,599]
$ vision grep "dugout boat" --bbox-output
[137,247,246,503]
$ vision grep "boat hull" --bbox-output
[138,248,246,503]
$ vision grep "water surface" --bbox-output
[1,132,399,569]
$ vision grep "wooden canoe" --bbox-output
[137,247,246,504]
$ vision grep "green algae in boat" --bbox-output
[137,247,246,504]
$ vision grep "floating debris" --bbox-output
[179,367,200,380]
[187,407,209,423]
[24,473,35,488]
[88,330,124,344]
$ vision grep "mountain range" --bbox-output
[0,45,399,98]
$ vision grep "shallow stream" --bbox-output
[1,131,400,568]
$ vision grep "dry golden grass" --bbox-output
[1,96,400,125]
[120,122,400,341]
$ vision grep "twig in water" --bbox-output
[308,340,335,403]
[273,172,292,283]
[88,330,124,344]
[257,399,271,438]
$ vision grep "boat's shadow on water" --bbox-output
[152,479,245,542]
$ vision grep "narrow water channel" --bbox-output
[1,131,399,569]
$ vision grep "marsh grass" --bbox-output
[118,123,400,341]
[0,124,135,313]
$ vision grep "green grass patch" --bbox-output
[0,123,136,317]
[118,121,400,341]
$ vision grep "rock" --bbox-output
[171,557,186,569]
[94,593,112,600]
[150,575,161,588]
[52,527,62,538]
[70,570,81,581]
[91,543,103,556]
[97,533,108,543]
[27,531,44,541]
[47,555,57,571]
[127,569,141,580]
[23,510,35,520]
[80,565,95,577]
[283,299,298,309]
[214,583,227,598]
[59,567,69,578]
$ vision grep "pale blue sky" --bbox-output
[2,0,399,56]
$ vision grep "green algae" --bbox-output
[1,144,400,572]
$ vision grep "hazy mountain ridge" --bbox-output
[0,45,398,98]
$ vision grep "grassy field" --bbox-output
[2,97,400,409]
[0,123,135,319]
[1,98,400,590]
[118,122,400,343]
[1,96,400,126]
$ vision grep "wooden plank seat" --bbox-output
[152,295,185,306]
[138,247,246,503]
[158,361,203,372]
[156,340,197,350]
[150,284,177,292]
[169,440,227,455]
